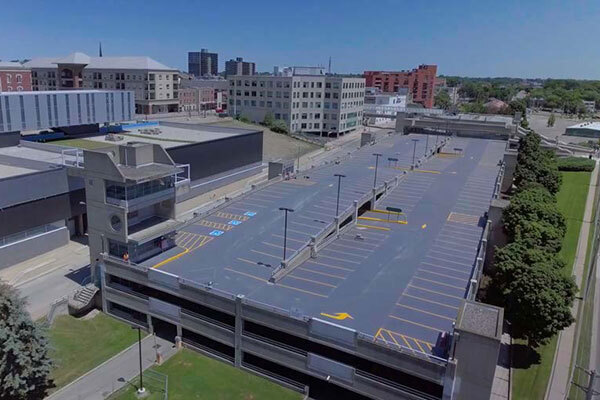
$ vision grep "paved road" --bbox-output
[46,335,176,400]
[0,241,90,320]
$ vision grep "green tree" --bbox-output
[0,283,53,399]
[513,133,562,194]
[434,91,451,110]
[547,113,556,127]
[502,186,565,240]
[270,119,289,134]
[492,243,575,346]
[514,220,563,253]
[263,112,274,127]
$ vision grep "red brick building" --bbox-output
[364,65,437,108]
[0,62,32,92]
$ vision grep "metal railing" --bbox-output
[61,147,84,168]
[0,222,64,248]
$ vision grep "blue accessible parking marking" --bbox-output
[228,220,242,226]
[209,230,224,236]
[244,211,257,217]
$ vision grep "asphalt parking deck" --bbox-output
[140,133,505,357]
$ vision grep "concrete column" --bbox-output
[99,263,108,313]
[234,294,244,367]
[371,188,376,210]
[176,323,182,338]
[77,214,84,236]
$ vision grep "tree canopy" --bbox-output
[0,284,53,399]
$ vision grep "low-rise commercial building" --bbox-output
[0,61,32,92]
[25,52,179,114]
[364,88,407,125]
[228,68,365,136]
[565,121,600,137]
[364,65,437,108]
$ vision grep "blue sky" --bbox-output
[1,0,598,79]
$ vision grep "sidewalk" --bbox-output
[46,335,177,400]
[546,162,599,399]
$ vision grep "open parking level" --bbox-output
[102,132,505,399]
[136,134,504,354]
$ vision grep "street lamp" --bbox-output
[425,134,429,156]
[279,207,294,260]
[372,153,382,188]
[411,139,419,167]
[131,326,145,395]
[334,174,346,217]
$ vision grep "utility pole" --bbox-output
[132,326,145,395]
[372,153,382,188]
[279,207,294,260]
[334,174,346,217]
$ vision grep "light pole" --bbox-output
[372,153,382,188]
[411,139,419,167]
[132,326,144,395]
[425,134,429,156]
[279,207,294,260]
[334,174,346,217]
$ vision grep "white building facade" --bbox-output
[228,70,364,135]
[25,53,179,114]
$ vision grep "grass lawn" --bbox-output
[53,138,115,150]
[48,313,143,391]
[512,171,592,399]
[110,349,303,400]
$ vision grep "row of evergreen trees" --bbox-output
[0,284,53,399]
[487,133,576,346]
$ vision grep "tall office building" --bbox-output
[364,64,437,108]
[188,49,218,77]
[228,67,365,135]
[225,57,255,77]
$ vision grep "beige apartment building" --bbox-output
[228,67,365,135]
[24,52,179,114]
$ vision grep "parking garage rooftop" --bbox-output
[135,132,505,356]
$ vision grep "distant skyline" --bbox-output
[1,0,599,79]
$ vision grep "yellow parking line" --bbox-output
[250,249,281,259]
[236,257,258,266]
[320,246,368,258]
[370,209,405,216]
[328,241,375,252]
[388,315,444,333]
[317,254,362,265]
[187,235,204,251]
[418,268,466,282]
[287,274,336,288]
[152,248,189,269]
[413,276,466,290]
[412,337,427,353]
[299,267,346,280]
[272,234,306,244]
[224,267,266,282]
[306,260,354,272]
[395,303,455,321]
[358,216,407,225]
[277,283,329,298]
[356,223,391,231]
[386,330,405,349]
[403,293,459,310]
[409,284,464,300]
